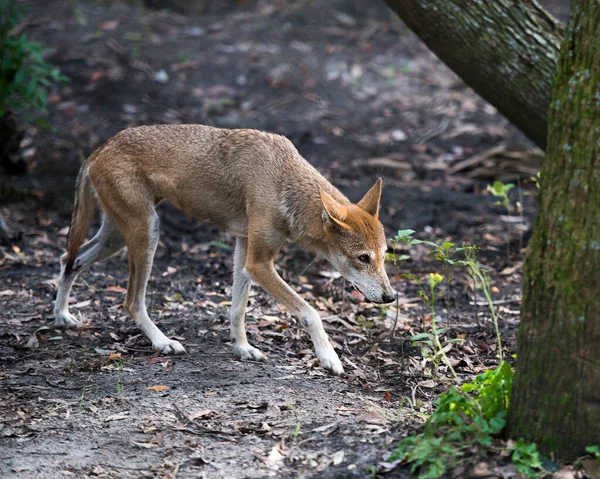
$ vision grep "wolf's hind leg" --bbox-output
[230,237,266,361]
[120,209,185,355]
[54,215,124,328]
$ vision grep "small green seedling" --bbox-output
[77,387,88,413]
[410,273,462,381]
[386,229,414,336]
[114,358,123,398]
[530,172,541,190]
[487,180,524,258]
[390,230,474,315]
[487,181,516,215]
[463,248,503,361]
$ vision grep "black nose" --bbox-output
[382,292,396,304]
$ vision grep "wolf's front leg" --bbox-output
[246,250,344,375]
[297,306,344,375]
[229,237,266,361]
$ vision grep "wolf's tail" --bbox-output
[64,151,99,274]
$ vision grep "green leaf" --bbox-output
[0,7,66,119]
[35,116,48,129]
[586,445,600,459]
[411,332,432,342]
[441,242,454,250]
[394,229,415,240]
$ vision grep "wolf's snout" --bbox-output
[381,291,396,304]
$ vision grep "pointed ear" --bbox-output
[320,191,349,230]
[357,177,382,217]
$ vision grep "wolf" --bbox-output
[53,125,395,375]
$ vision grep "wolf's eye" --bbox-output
[358,254,370,264]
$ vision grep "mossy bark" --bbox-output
[384,0,565,150]
[507,0,600,459]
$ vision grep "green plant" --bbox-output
[461,362,512,419]
[463,248,503,361]
[487,181,516,215]
[287,404,302,446]
[487,180,523,258]
[293,421,301,444]
[366,464,377,478]
[114,358,123,397]
[389,363,515,478]
[357,314,375,330]
[410,273,461,381]
[77,387,87,413]
[430,241,476,317]
[530,172,541,190]
[388,230,474,319]
[388,230,474,378]
[387,229,413,336]
[509,438,545,478]
[0,0,68,124]
[586,445,600,459]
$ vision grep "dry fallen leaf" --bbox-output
[99,19,120,30]
[266,444,286,469]
[162,266,177,277]
[147,385,169,392]
[551,465,578,479]
[106,285,127,294]
[332,450,345,466]
[72,300,91,309]
[25,333,39,349]
[90,71,108,82]
[131,440,159,449]
[581,458,599,479]
[418,379,436,389]
[104,413,129,422]
[357,411,388,425]
[188,409,214,421]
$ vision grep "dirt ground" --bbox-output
[0,0,569,477]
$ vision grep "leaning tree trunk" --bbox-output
[384,0,564,151]
[507,0,600,459]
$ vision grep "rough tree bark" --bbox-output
[384,0,565,150]
[507,0,600,459]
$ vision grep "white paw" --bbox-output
[233,343,267,362]
[53,311,81,329]
[153,339,186,355]
[316,348,344,376]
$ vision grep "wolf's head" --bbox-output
[320,178,395,304]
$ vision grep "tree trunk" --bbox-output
[507,0,600,459]
[384,0,565,150]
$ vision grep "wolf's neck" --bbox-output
[279,175,348,252]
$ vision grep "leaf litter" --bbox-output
[0,0,557,476]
